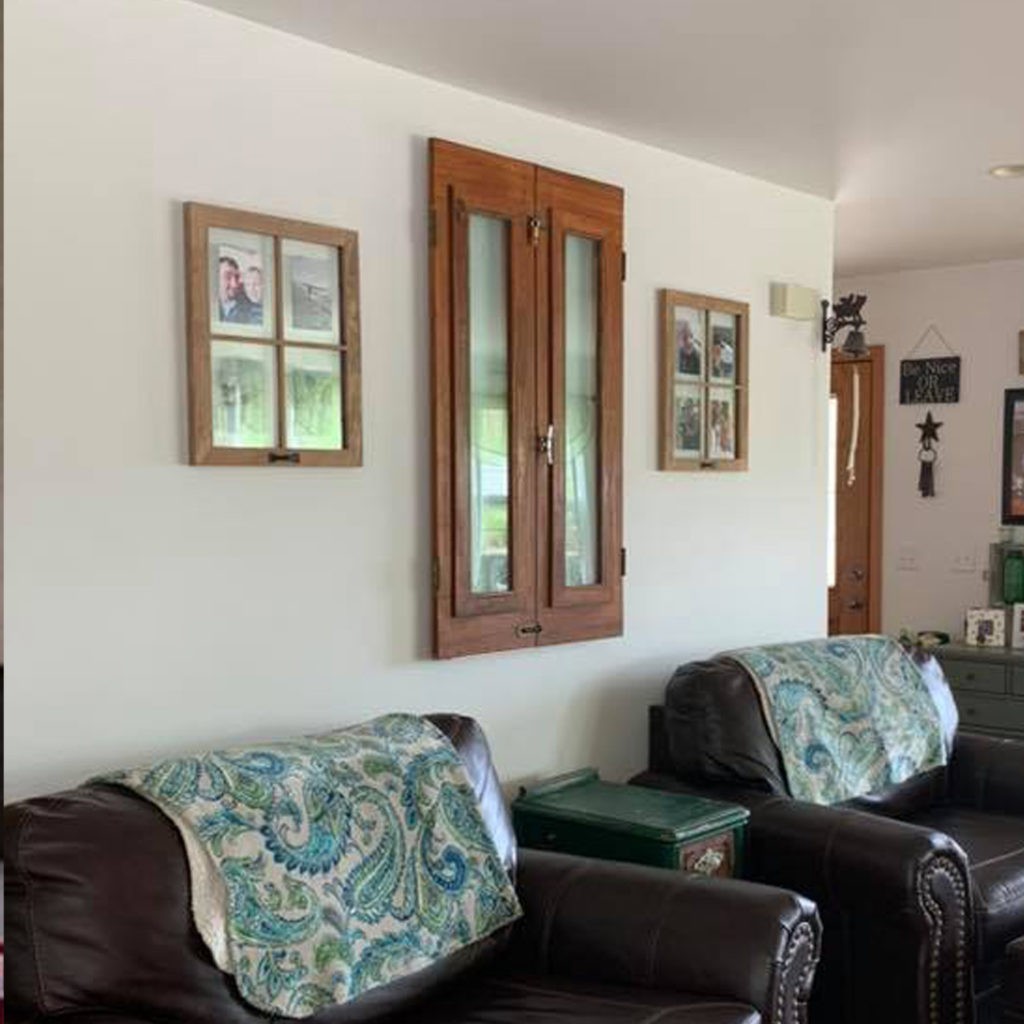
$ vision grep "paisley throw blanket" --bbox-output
[98,714,522,1018]
[728,635,946,805]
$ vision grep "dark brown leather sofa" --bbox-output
[632,657,1024,1024]
[5,713,821,1024]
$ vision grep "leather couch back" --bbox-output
[4,713,515,1024]
[662,655,954,813]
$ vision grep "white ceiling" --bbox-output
[195,0,1024,276]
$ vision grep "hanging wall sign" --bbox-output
[899,356,961,405]
[899,324,961,405]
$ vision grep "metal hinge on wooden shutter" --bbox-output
[621,251,627,282]
[621,547,627,577]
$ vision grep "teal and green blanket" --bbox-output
[98,714,522,1018]
[728,635,946,805]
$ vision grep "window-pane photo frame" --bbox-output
[185,203,361,466]
[659,289,748,472]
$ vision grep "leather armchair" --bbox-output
[5,713,821,1024]
[633,657,1024,1024]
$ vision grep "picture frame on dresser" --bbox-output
[965,607,1007,647]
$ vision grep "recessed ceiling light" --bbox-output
[990,164,1024,179]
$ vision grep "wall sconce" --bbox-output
[821,294,869,356]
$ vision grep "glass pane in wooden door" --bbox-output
[563,234,600,587]
[468,213,510,594]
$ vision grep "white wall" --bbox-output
[5,0,833,800]
[837,260,1024,638]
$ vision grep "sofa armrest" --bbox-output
[950,730,1024,816]
[513,848,820,1024]
[746,797,973,1024]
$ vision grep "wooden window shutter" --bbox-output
[430,140,623,658]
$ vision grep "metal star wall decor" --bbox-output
[916,411,942,497]
[917,411,943,443]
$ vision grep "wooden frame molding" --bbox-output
[185,202,362,467]
[866,346,885,632]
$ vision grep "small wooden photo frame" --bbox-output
[185,203,362,466]
[659,290,749,471]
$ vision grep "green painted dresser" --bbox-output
[512,769,749,878]
[935,643,1024,740]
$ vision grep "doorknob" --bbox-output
[849,568,865,581]
[848,600,865,611]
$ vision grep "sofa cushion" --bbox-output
[907,806,1024,962]
[393,972,760,1024]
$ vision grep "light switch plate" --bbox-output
[897,547,920,572]
[951,551,977,574]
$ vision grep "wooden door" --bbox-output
[829,348,883,635]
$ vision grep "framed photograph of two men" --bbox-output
[184,202,362,466]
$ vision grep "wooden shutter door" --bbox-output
[536,167,624,645]
[430,140,538,658]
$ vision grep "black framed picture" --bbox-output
[1002,389,1024,524]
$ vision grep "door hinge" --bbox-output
[621,251,627,282]
[515,622,543,638]
[621,547,627,577]
[432,559,440,592]
[428,208,437,247]
[528,215,544,246]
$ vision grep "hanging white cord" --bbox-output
[846,368,860,487]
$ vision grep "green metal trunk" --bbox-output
[512,769,749,876]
